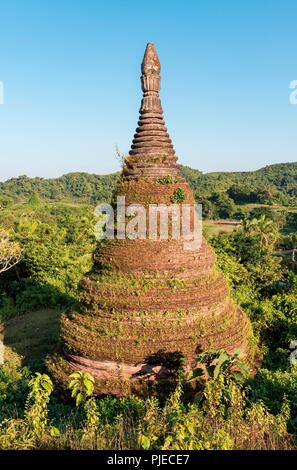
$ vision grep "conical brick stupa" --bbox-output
[48,43,253,396]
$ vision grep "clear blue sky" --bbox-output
[0,0,296,181]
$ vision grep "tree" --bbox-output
[211,192,236,219]
[242,215,279,250]
[0,228,22,274]
[28,192,41,207]
[0,195,13,209]
[228,184,258,204]
[258,186,278,205]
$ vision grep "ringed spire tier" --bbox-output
[124,43,181,180]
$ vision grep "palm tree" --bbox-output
[242,215,278,250]
[242,217,257,235]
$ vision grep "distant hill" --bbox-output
[0,162,296,208]
[181,162,297,201]
[0,172,119,205]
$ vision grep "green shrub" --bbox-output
[171,188,186,204]
[15,284,68,313]
[157,176,174,185]
[0,347,30,421]
[0,295,17,321]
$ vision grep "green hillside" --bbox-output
[0,172,119,205]
[181,162,297,204]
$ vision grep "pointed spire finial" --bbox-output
[141,43,161,78]
[125,42,181,179]
[141,42,161,95]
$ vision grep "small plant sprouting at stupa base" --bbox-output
[48,43,254,397]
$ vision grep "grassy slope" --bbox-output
[4,309,61,369]
[203,220,240,237]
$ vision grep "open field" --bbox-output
[240,203,297,212]
[203,219,241,237]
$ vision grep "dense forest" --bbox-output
[0,162,297,449]
[1,162,297,216]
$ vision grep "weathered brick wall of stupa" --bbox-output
[48,43,254,397]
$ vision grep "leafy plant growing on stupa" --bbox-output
[157,175,175,184]
[171,188,186,203]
